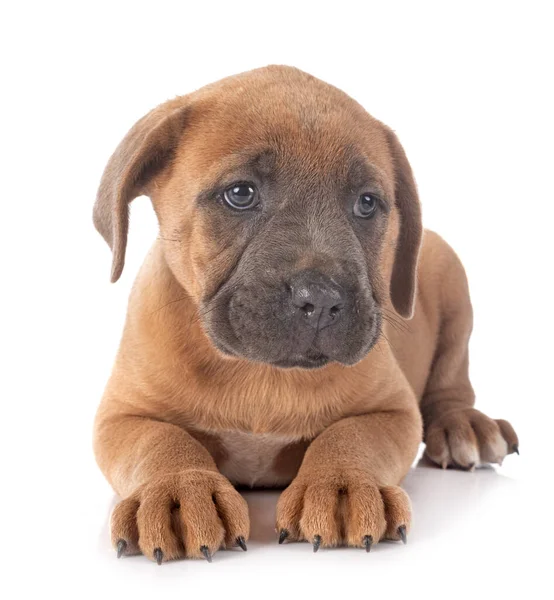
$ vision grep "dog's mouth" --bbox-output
[271,348,330,370]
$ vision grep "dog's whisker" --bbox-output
[158,235,183,243]
[381,312,410,334]
[383,311,410,331]
[186,284,244,329]
[380,331,396,353]
[150,295,191,315]
[382,315,408,335]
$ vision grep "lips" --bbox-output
[271,349,330,369]
[305,348,327,362]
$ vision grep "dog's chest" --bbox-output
[216,430,304,488]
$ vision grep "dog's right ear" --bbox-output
[93,101,189,282]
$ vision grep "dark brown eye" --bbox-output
[354,194,379,218]
[223,183,259,210]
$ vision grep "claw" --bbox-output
[278,529,289,544]
[200,546,212,563]
[362,535,373,552]
[467,462,476,472]
[513,444,519,455]
[153,548,163,565]
[398,525,407,545]
[116,539,127,559]
[312,535,322,553]
[441,461,448,470]
[236,536,247,551]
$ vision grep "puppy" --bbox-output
[93,65,518,563]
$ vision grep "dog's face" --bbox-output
[183,144,387,369]
[94,66,422,369]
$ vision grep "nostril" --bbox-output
[302,302,315,316]
[329,305,341,318]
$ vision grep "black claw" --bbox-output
[398,525,407,545]
[362,535,373,552]
[236,536,247,551]
[312,535,322,553]
[513,444,519,455]
[200,545,212,562]
[278,529,289,544]
[153,548,163,565]
[116,539,127,559]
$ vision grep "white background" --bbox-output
[1,1,552,598]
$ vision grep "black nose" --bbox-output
[288,270,345,330]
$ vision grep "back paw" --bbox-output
[425,408,518,469]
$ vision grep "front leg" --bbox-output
[94,399,249,564]
[276,406,421,551]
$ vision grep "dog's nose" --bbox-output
[288,270,345,329]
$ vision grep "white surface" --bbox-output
[22,453,550,598]
[1,1,552,598]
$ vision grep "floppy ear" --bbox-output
[385,128,423,319]
[93,101,189,282]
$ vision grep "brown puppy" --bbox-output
[93,66,518,563]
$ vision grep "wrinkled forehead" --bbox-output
[179,89,396,198]
[206,147,392,201]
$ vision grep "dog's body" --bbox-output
[93,66,518,562]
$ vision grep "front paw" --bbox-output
[276,469,411,551]
[425,408,519,470]
[110,470,249,563]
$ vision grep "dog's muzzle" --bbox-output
[203,265,380,369]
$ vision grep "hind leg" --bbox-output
[420,249,519,469]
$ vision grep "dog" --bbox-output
[93,65,519,563]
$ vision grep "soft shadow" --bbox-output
[401,457,518,541]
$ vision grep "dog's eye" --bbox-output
[223,183,259,210]
[354,194,379,219]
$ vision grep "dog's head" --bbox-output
[94,66,422,369]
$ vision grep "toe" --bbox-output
[495,419,519,455]
[344,482,386,548]
[446,418,480,468]
[212,486,250,548]
[177,488,225,559]
[471,415,508,464]
[425,425,450,468]
[299,483,341,548]
[111,496,140,556]
[380,485,412,541]
[276,481,306,541]
[136,489,183,562]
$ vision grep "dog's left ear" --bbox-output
[385,127,423,319]
[93,100,189,282]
